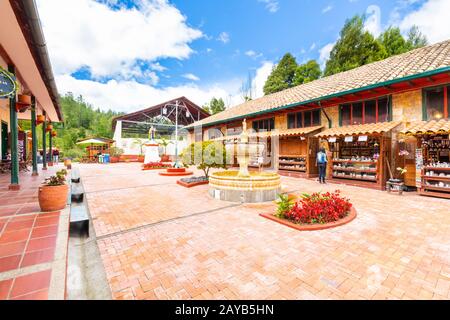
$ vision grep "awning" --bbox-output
[315,121,401,138]
[271,126,323,137]
[76,138,111,145]
[400,119,450,135]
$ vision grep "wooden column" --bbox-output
[48,122,53,166]
[31,96,38,176]
[8,65,19,190]
[42,114,47,170]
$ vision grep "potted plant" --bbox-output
[38,169,69,212]
[51,130,57,137]
[110,147,123,163]
[46,123,53,132]
[132,138,147,162]
[159,138,172,162]
[36,114,45,125]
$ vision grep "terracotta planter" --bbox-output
[110,156,119,163]
[36,115,45,125]
[46,124,53,132]
[64,159,72,167]
[17,94,31,106]
[161,154,170,162]
[51,130,57,137]
[138,155,145,163]
[38,184,69,212]
[15,103,29,113]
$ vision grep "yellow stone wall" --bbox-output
[392,89,423,122]
[322,105,339,128]
[274,114,287,130]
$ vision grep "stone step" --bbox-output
[71,168,81,183]
[70,205,89,237]
[71,183,84,203]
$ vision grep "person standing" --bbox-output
[316,147,328,184]
[53,148,59,164]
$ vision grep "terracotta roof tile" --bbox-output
[188,39,450,128]
[315,121,401,137]
[271,126,323,137]
[400,119,450,135]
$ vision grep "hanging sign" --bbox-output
[344,136,353,142]
[0,69,17,99]
[358,135,368,142]
[328,137,337,143]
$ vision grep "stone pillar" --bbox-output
[8,65,19,190]
[31,97,38,176]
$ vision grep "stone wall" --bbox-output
[392,89,423,122]
[322,105,339,128]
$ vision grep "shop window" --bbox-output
[424,86,448,120]
[339,96,391,126]
[252,118,274,132]
[365,100,377,124]
[287,114,296,129]
[352,103,363,125]
[341,104,351,126]
[208,128,222,140]
[226,126,242,136]
[287,109,320,129]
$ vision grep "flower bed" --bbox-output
[142,162,171,170]
[177,176,209,188]
[261,191,356,231]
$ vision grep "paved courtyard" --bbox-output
[79,163,450,300]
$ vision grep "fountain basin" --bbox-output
[209,171,281,203]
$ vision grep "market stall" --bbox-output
[316,122,401,190]
[272,126,322,177]
[401,119,450,199]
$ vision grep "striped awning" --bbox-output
[400,119,450,135]
[315,121,401,138]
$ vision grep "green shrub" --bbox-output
[181,141,227,179]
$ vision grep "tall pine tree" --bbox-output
[263,53,298,95]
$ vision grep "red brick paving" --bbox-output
[0,166,68,300]
[80,163,450,300]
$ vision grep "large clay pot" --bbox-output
[110,156,119,163]
[17,94,31,106]
[64,159,72,169]
[138,155,145,163]
[36,115,45,125]
[161,154,170,162]
[38,184,69,212]
[46,124,53,132]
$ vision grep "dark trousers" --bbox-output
[318,163,327,183]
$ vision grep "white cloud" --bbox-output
[319,42,335,69]
[398,0,450,44]
[258,0,280,13]
[150,62,167,72]
[364,5,382,37]
[36,0,202,78]
[56,74,244,113]
[245,50,263,59]
[252,61,274,98]
[309,43,317,51]
[182,73,200,81]
[322,5,333,14]
[217,32,230,44]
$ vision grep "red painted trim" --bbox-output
[362,101,365,124]
[375,99,379,123]
[259,207,357,231]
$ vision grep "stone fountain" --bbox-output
[208,119,281,203]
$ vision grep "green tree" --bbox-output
[379,26,427,57]
[203,97,225,115]
[324,15,387,76]
[406,26,428,49]
[294,60,322,85]
[263,53,298,95]
[181,141,227,179]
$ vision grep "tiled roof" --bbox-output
[188,39,450,129]
[315,122,401,137]
[400,119,450,135]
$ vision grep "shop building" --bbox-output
[186,39,450,197]
[0,0,62,189]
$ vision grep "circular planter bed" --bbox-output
[159,167,193,176]
[142,162,171,171]
[260,207,357,231]
[177,176,209,188]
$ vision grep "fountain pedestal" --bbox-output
[144,142,160,164]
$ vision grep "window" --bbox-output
[286,109,321,129]
[424,86,449,120]
[339,96,391,126]
[252,118,274,132]
[208,128,222,140]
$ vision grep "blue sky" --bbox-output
[36,0,449,112]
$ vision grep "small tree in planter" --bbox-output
[159,138,172,162]
[110,147,124,163]
[181,141,227,179]
[38,169,69,212]
[132,138,147,162]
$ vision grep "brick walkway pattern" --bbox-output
[0,165,70,300]
[80,163,450,300]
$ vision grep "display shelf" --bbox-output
[278,155,307,172]
[279,167,306,172]
[332,174,377,182]
[279,154,306,158]
[420,165,450,199]
[332,167,377,173]
[279,161,306,165]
